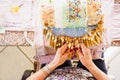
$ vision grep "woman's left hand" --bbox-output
[76,43,93,67]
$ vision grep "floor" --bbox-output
[0,46,35,80]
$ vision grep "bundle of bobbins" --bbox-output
[43,17,106,59]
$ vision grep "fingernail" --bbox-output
[70,49,73,52]
[75,48,78,51]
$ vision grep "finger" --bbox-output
[80,43,88,55]
[56,48,61,55]
[76,48,84,59]
[62,49,70,59]
[81,43,91,56]
[60,43,68,54]
[80,43,87,50]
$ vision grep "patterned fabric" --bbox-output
[61,0,86,28]
[46,67,95,80]
[0,31,34,46]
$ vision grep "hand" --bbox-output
[76,44,110,80]
[50,44,70,68]
[76,43,94,67]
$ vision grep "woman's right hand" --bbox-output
[48,44,71,69]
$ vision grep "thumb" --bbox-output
[76,48,83,59]
[80,43,87,55]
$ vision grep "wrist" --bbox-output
[84,61,95,69]
[48,61,58,71]
[85,62,96,70]
[43,64,52,74]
